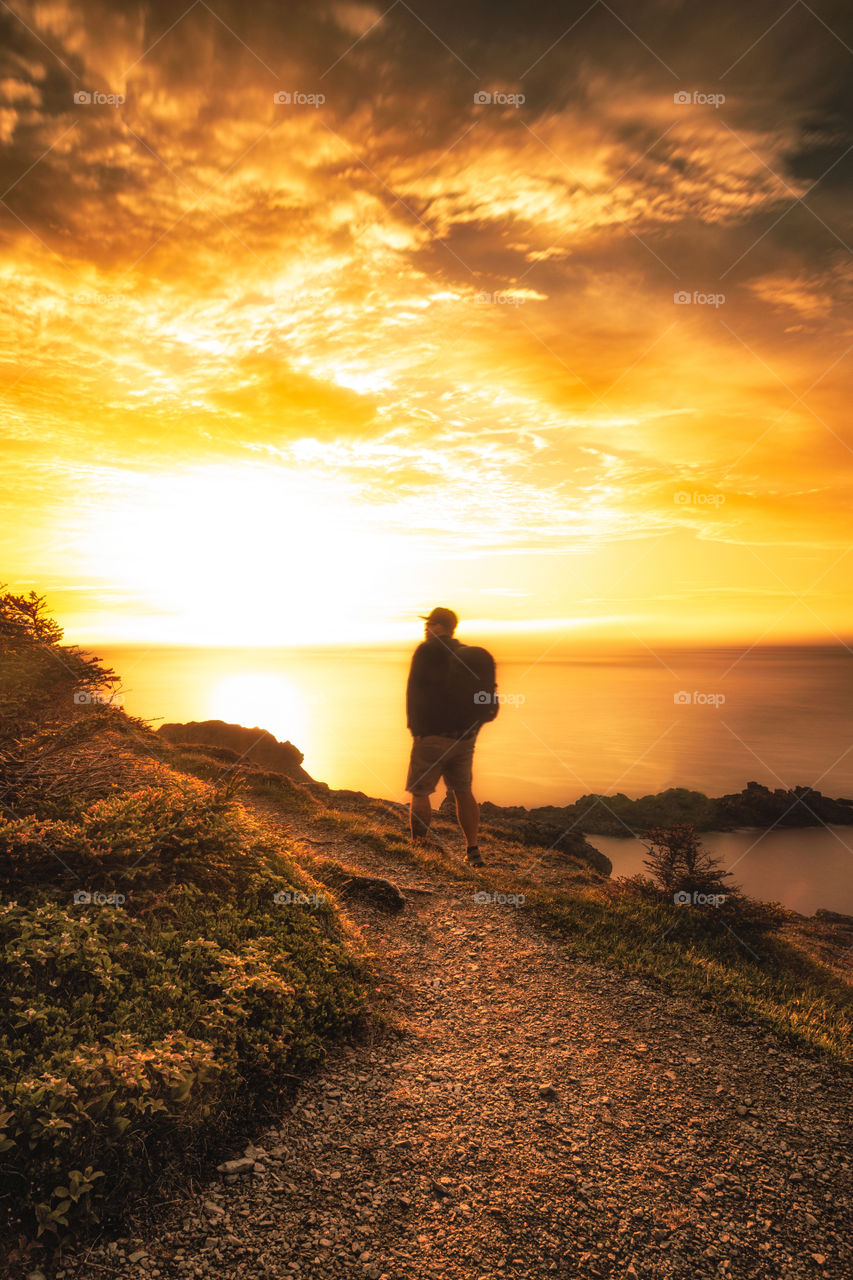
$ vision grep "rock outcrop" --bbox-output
[320,868,407,913]
[157,720,314,782]
[477,805,612,876]
[481,782,853,838]
[713,781,853,829]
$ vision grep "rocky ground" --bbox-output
[51,791,851,1280]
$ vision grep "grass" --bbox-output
[511,881,853,1065]
[327,810,478,882]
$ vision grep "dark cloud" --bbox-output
[1,0,850,266]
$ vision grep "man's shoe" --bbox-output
[465,846,484,867]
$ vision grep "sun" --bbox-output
[77,462,403,644]
[209,672,308,751]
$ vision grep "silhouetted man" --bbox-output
[404,606,498,867]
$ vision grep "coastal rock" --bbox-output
[478,805,612,876]
[531,789,716,837]
[157,720,314,782]
[713,781,853,829]
[482,783,853,840]
[520,823,612,876]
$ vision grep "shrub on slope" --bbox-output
[0,778,373,1243]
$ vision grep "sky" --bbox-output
[1,0,852,648]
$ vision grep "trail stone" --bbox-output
[217,1157,255,1176]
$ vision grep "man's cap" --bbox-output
[420,606,458,631]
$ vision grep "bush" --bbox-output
[0,781,373,1245]
[642,824,732,899]
[0,779,258,903]
[636,824,787,944]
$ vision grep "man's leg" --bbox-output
[444,738,483,863]
[406,737,442,841]
[410,792,432,841]
[454,789,479,847]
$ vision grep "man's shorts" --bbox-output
[405,734,477,797]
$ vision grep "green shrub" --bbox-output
[0,591,375,1252]
[0,783,373,1244]
[0,778,283,903]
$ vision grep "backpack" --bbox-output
[446,643,499,729]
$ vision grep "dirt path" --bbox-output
[58,799,851,1280]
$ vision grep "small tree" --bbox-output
[643,823,733,899]
[642,822,788,940]
[0,588,128,813]
[0,587,119,736]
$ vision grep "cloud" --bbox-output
[1,0,852,640]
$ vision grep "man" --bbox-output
[404,606,497,867]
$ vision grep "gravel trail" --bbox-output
[56,800,851,1280]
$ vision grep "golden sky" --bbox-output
[1,0,852,646]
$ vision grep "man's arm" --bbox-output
[406,643,431,735]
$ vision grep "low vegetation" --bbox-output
[474,818,852,1065]
[523,884,852,1063]
[0,590,374,1257]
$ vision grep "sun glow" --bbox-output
[76,464,405,645]
[209,672,309,753]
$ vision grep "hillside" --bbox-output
[0,591,375,1266]
[1,590,851,1278]
[54,754,853,1280]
